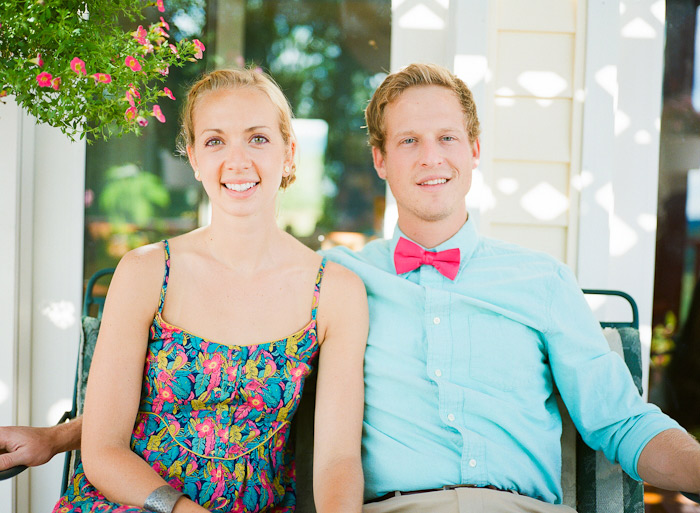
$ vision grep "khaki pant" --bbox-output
[363,487,578,513]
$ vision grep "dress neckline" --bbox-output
[153,310,317,350]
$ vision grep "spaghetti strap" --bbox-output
[157,240,171,314]
[310,257,327,321]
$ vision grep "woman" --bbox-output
[53,68,367,513]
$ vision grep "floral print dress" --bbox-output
[54,240,325,513]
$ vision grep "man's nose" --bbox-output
[420,140,444,167]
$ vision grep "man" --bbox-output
[2,63,700,512]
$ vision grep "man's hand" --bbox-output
[0,426,57,471]
[0,417,83,472]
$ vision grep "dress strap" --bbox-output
[157,240,171,314]
[310,257,327,321]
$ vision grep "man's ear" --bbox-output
[471,138,481,169]
[372,146,387,180]
[186,146,200,181]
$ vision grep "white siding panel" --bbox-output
[491,161,570,226]
[497,0,576,33]
[495,32,575,98]
[490,223,568,261]
[493,98,572,162]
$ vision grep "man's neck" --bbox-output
[397,213,468,249]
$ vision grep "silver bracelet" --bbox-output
[143,485,185,513]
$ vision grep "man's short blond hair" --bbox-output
[365,63,481,154]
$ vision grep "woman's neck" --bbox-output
[204,209,286,273]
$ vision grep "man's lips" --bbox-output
[418,178,449,186]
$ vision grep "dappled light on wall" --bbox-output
[396,0,446,30]
[516,71,568,98]
[40,300,77,330]
[520,183,569,222]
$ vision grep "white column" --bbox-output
[28,122,86,512]
[0,98,25,513]
[0,98,86,512]
[578,0,666,396]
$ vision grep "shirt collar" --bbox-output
[389,216,480,278]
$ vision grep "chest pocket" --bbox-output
[466,314,545,392]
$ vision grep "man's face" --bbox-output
[373,85,480,235]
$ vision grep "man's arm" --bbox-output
[637,428,700,493]
[0,416,82,471]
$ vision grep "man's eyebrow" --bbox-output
[393,127,462,137]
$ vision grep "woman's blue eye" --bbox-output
[252,135,268,144]
[205,138,222,146]
[402,137,415,144]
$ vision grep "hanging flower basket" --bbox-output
[0,0,206,141]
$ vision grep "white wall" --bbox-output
[0,98,85,513]
[577,0,666,394]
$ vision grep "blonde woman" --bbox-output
[52,68,367,513]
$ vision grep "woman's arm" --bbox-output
[313,262,368,513]
[80,245,206,513]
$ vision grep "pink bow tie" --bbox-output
[394,237,461,280]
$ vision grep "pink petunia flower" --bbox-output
[141,43,155,54]
[36,72,53,87]
[160,16,170,31]
[124,55,142,72]
[137,116,148,127]
[124,107,138,121]
[169,44,178,55]
[192,39,205,59]
[157,66,169,76]
[128,84,141,99]
[51,77,61,90]
[133,25,148,45]
[70,57,87,76]
[29,53,44,67]
[93,73,112,84]
[153,105,166,123]
[155,27,169,38]
[156,0,165,12]
[163,87,175,100]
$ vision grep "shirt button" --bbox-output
[469,459,477,468]
[447,413,455,422]
[435,369,442,377]
[433,317,441,325]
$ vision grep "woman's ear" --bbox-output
[186,145,201,181]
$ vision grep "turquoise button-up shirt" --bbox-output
[324,218,680,504]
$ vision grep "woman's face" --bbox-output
[187,87,293,220]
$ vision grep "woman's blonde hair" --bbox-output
[365,63,481,154]
[178,68,297,189]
